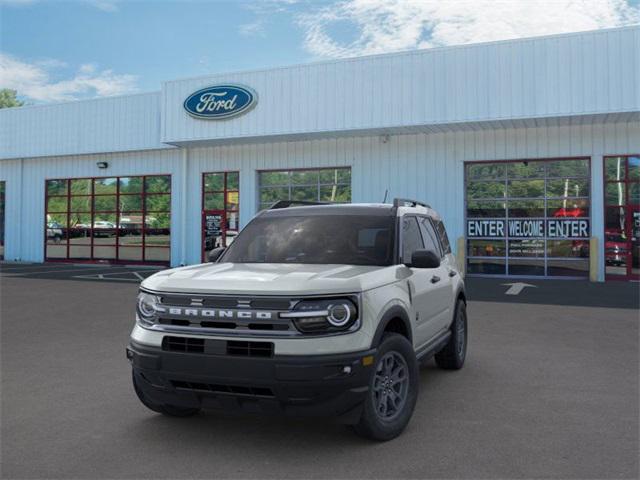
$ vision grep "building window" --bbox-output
[603,155,639,280]
[258,167,351,210]
[45,175,171,264]
[465,159,591,277]
[0,181,5,260]
[202,171,239,259]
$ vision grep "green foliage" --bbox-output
[258,168,352,208]
[0,89,24,109]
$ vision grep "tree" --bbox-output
[0,89,24,109]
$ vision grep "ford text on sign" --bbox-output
[467,219,589,238]
[184,85,257,119]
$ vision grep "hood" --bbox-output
[142,262,399,295]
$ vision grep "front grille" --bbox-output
[159,295,237,308]
[227,340,274,357]
[146,292,358,338]
[158,295,292,310]
[157,317,290,333]
[171,380,274,398]
[162,336,274,358]
[162,336,204,353]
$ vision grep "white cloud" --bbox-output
[0,53,138,102]
[298,0,640,58]
[85,0,119,12]
[239,19,266,36]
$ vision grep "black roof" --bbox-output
[260,203,395,217]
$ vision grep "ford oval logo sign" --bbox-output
[183,84,257,120]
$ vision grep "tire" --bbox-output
[352,333,419,441]
[434,300,467,370]
[132,371,200,417]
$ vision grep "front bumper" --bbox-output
[127,340,376,423]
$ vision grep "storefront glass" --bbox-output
[258,167,351,210]
[465,159,591,277]
[202,171,239,260]
[604,155,639,280]
[45,175,171,264]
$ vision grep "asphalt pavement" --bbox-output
[1,266,638,479]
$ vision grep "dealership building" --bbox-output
[0,26,638,281]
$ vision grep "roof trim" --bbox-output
[162,26,639,86]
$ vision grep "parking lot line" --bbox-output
[72,271,155,282]
[0,266,134,276]
[72,275,139,282]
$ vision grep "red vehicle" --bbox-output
[553,207,585,218]
[605,230,628,266]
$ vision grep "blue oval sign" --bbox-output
[183,84,257,120]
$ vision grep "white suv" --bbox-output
[127,199,467,441]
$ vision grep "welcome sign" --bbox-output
[467,219,590,238]
[184,84,257,119]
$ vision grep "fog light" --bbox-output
[126,348,134,361]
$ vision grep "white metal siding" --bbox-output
[0,92,169,160]
[0,149,184,264]
[162,27,639,145]
[1,121,638,281]
[0,159,22,261]
[181,121,639,282]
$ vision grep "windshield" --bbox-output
[221,214,395,266]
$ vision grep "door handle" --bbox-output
[448,270,457,277]
[430,275,441,284]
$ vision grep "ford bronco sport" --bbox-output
[128,198,467,441]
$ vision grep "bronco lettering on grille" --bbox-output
[159,307,273,320]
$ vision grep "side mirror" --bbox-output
[208,247,226,263]
[406,249,440,269]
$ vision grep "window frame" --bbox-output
[464,157,592,278]
[602,155,640,281]
[257,167,351,211]
[400,215,426,265]
[417,216,443,258]
[44,174,171,265]
[201,171,240,261]
[433,219,452,255]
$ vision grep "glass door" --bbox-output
[202,172,239,261]
[604,155,639,280]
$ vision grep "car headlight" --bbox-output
[281,298,358,334]
[136,291,160,326]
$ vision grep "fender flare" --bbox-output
[456,287,467,304]
[370,305,413,348]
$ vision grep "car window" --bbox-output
[418,217,442,257]
[402,217,424,264]
[222,215,395,266]
[434,219,452,254]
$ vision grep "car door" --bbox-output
[400,216,446,348]
[417,216,455,334]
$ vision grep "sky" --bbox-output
[1,0,639,104]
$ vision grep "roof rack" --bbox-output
[269,200,330,210]
[393,198,431,209]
